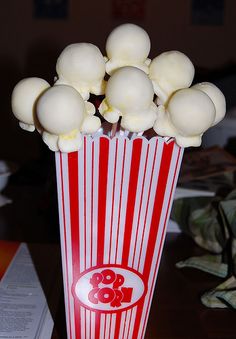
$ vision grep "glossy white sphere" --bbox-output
[56,43,106,84]
[192,82,226,126]
[11,77,50,124]
[149,51,194,99]
[106,23,150,62]
[168,88,216,136]
[37,85,85,135]
[106,66,154,113]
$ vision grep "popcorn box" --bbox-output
[55,135,183,339]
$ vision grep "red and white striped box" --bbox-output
[55,135,183,339]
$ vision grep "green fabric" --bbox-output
[172,189,236,309]
[201,276,236,309]
[176,254,228,278]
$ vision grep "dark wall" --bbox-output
[1,0,235,162]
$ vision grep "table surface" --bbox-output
[0,179,235,339]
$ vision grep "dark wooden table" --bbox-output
[0,179,235,338]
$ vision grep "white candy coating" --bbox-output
[42,132,60,152]
[192,82,226,126]
[106,67,154,111]
[36,85,101,152]
[105,23,151,75]
[37,85,85,135]
[11,23,226,150]
[154,88,216,147]
[149,51,195,104]
[169,88,216,134]
[55,43,106,100]
[81,115,101,134]
[11,77,50,131]
[99,66,157,132]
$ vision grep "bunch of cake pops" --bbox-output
[11,23,226,152]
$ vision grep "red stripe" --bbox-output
[84,138,87,271]
[95,312,101,339]
[132,141,175,339]
[68,151,81,339]
[140,146,182,339]
[114,312,122,339]
[90,311,92,339]
[122,139,143,266]
[91,142,94,267]
[108,139,119,263]
[97,137,110,265]
[60,153,73,339]
[95,138,109,339]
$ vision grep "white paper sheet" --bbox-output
[0,243,53,339]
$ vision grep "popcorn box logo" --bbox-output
[74,265,146,313]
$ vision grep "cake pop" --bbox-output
[149,51,195,104]
[55,43,106,100]
[99,66,158,132]
[105,23,151,75]
[11,77,50,131]
[153,88,216,147]
[192,82,226,125]
[37,85,101,152]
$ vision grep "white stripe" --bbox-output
[103,138,117,264]
[123,309,132,339]
[110,314,116,339]
[118,312,127,339]
[80,307,86,338]
[78,141,85,272]
[85,138,92,269]
[105,314,111,339]
[86,309,90,339]
[55,153,71,339]
[138,138,164,273]
[110,138,125,264]
[127,307,137,338]
[99,314,105,339]
[92,139,99,267]
[128,140,148,267]
[116,140,133,264]
[138,144,183,339]
[91,311,96,339]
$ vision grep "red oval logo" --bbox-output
[73,265,146,313]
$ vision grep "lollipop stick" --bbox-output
[111,122,118,138]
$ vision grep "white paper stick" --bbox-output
[164,136,171,142]
[111,122,118,138]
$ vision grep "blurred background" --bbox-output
[1,0,236,163]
